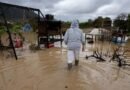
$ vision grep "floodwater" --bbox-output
[0,39,130,90]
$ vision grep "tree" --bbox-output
[11,23,25,41]
[79,22,88,28]
[103,17,112,29]
[93,16,103,28]
[113,13,127,31]
[11,23,22,33]
[92,16,112,29]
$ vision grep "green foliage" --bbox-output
[10,23,25,41]
[103,17,112,28]
[79,22,90,28]
[80,17,111,29]
[11,23,22,33]
[114,19,127,30]
[0,26,6,36]
[113,13,127,30]
[93,16,103,28]
[62,21,71,28]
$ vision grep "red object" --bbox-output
[14,38,23,48]
[45,43,54,48]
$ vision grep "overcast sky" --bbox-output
[0,0,130,22]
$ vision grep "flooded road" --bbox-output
[0,41,130,90]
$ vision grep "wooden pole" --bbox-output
[0,7,18,60]
[37,10,40,47]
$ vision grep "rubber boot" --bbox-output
[75,60,79,66]
[68,63,72,70]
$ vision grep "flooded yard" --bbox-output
[0,40,130,90]
[0,0,130,90]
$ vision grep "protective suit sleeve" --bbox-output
[64,30,69,45]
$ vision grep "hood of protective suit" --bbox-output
[70,20,79,28]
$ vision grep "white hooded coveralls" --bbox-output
[64,20,85,63]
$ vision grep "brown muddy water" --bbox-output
[0,39,130,90]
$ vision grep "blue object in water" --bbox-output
[112,36,128,43]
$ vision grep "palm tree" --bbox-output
[11,23,22,33]
[11,23,24,41]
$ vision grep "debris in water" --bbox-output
[65,85,68,88]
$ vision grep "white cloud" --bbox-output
[53,0,112,14]
[96,4,121,15]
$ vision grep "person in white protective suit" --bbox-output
[64,20,85,70]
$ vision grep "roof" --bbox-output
[0,2,40,11]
